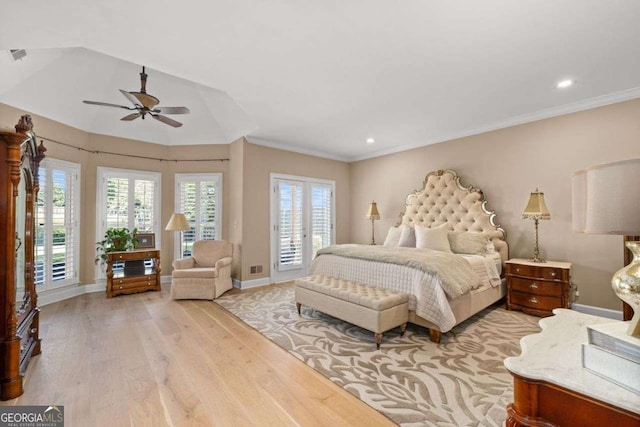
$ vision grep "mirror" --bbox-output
[15,169,27,315]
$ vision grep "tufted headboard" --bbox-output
[396,169,508,263]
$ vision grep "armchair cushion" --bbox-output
[192,240,232,267]
[172,257,195,270]
[172,267,218,279]
[215,256,233,271]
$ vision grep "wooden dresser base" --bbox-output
[507,373,640,427]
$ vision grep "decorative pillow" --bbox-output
[448,231,489,255]
[486,239,497,254]
[415,223,452,252]
[397,224,416,247]
[383,226,401,247]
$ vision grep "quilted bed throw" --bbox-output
[316,244,481,299]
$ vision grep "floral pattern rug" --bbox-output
[215,284,540,426]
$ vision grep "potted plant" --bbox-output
[95,227,138,268]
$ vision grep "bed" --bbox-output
[310,169,508,343]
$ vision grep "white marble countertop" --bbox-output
[504,308,640,415]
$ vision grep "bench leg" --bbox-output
[400,323,407,336]
[429,328,442,343]
[296,302,301,315]
[375,333,382,349]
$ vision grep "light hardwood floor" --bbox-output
[0,284,396,427]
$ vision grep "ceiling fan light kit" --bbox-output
[83,66,190,128]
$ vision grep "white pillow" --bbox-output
[486,239,497,254]
[415,223,452,252]
[383,227,401,247]
[448,231,489,255]
[397,224,416,247]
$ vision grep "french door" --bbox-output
[270,174,335,283]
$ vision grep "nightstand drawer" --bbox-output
[510,291,561,312]
[510,277,561,297]
[507,263,564,281]
[112,275,156,290]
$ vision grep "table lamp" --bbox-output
[572,158,640,336]
[366,201,380,245]
[522,189,551,263]
[165,213,190,255]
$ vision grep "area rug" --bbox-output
[215,284,540,426]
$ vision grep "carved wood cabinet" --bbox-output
[106,250,161,298]
[0,116,46,400]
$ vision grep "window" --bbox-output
[96,167,161,278]
[36,159,81,289]
[175,173,222,258]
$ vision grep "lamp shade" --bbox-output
[572,159,640,235]
[366,201,380,220]
[165,213,190,231]
[522,189,551,220]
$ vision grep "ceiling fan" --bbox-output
[83,66,190,128]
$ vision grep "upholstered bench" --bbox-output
[294,275,409,349]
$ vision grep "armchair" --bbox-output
[170,240,233,300]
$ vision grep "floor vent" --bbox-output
[9,49,26,61]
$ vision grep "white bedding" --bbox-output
[310,252,502,332]
[461,253,502,288]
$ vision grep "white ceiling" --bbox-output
[1,1,639,161]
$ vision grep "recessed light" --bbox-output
[366,138,375,144]
[556,79,574,89]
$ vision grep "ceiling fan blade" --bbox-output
[83,100,133,110]
[121,112,142,121]
[153,106,190,115]
[119,89,143,107]
[151,114,182,128]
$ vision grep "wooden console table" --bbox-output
[504,309,640,426]
[106,250,161,298]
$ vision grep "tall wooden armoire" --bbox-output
[0,115,46,400]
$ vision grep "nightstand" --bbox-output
[505,258,571,317]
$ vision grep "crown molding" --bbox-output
[245,136,350,162]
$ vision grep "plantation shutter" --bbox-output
[106,177,129,230]
[270,173,335,283]
[96,167,161,279]
[200,180,217,240]
[176,174,221,257]
[134,179,155,233]
[105,176,155,232]
[278,180,303,269]
[310,184,333,258]
[36,160,79,288]
[35,171,45,287]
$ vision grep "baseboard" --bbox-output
[85,282,107,294]
[39,275,173,306]
[38,284,89,306]
[232,277,272,290]
[571,303,623,320]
